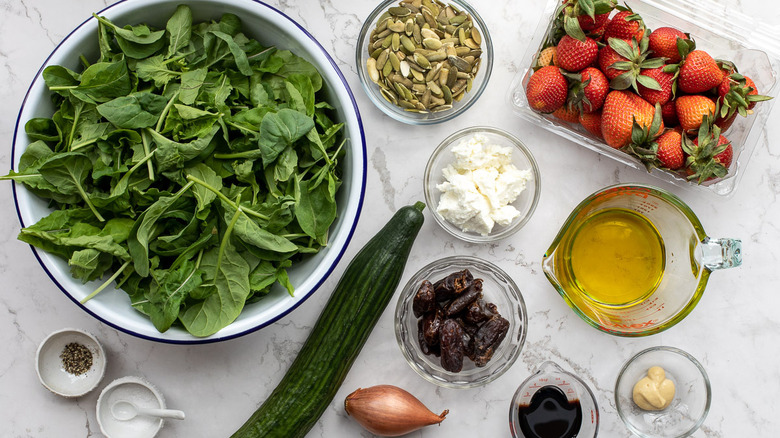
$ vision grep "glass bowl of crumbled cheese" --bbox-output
[424,126,541,243]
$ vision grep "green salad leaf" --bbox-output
[6,6,345,337]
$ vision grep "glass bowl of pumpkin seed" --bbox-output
[356,0,493,125]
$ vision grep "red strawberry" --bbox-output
[553,104,581,123]
[598,38,666,93]
[556,35,599,72]
[675,95,716,132]
[603,10,645,41]
[661,101,679,127]
[579,110,603,138]
[579,67,609,113]
[525,66,568,113]
[678,50,723,94]
[648,27,689,64]
[601,90,664,148]
[655,130,684,170]
[598,42,628,81]
[578,12,610,31]
[590,18,611,42]
[683,117,733,182]
[637,67,674,105]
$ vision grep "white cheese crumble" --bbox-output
[435,134,532,236]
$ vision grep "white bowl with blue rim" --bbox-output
[10,0,366,343]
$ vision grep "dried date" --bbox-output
[473,315,510,367]
[439,319,465,373]
[417,319,440,357]
[463,298,498,325]
[421,308,444,346]
[445,278,483,316]
[433,269,473,301]
[412,280,436,318]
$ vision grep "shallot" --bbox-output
[344,385,448,436]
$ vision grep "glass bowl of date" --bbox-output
[394,255,528,388]
[9,0,367,343]
[615,346,711,438]
[424,126,541,243]
[356,0,493,125]
[508,0,780,197]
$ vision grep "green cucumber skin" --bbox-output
[232,202,426,438]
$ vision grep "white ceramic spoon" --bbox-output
[111,400,186,421]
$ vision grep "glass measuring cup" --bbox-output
[542,184,741,336]
[509,361,599,438]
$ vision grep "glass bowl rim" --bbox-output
[394,254,528,388]
[355,0,494,125]
[423,126,542,243]
[614,346,712,438]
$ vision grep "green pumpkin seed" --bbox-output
[389,51,401,72]
[388,20,406,32]
[425,50,447,62]
[400,35,416,52]
[431,104,453,112]
[420,28,439,40]
[381,34,393,49]
[422,38,442,50]
[382,59,394,77]
[380,88,398,104]
[471,27,482,45]
[389,6,411,16]
[377,50,389,69]
[442,84,452,104]
[449,14,467,26]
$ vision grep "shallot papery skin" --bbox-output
[344,385,448,437]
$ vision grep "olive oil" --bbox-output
[562,208,665,306]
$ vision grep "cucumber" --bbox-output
[232,202,426,438]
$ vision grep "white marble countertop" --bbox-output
[1,0,779,437]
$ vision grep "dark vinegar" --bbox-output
[517,385,583,438]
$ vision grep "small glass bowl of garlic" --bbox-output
[423,126,541,243]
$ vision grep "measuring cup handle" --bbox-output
[701,237,742,270]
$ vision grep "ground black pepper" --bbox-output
[60,342,93,375]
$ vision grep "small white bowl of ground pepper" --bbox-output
[36,328,106,397]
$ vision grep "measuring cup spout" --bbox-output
[700,237,742,270]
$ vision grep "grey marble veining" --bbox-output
[1,0,779,437]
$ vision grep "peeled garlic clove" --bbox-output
[344,385,448,437]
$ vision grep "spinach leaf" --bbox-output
[258,108,314,166]
[166,5,193,58]
[148,258,204,332]
[296,177,337,245]
[97,92,169,129]
[38,153,105,221]
[179,240,250,337]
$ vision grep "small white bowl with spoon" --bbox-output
[97,376,185,438]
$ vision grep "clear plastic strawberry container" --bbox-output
[509,0,780,197]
